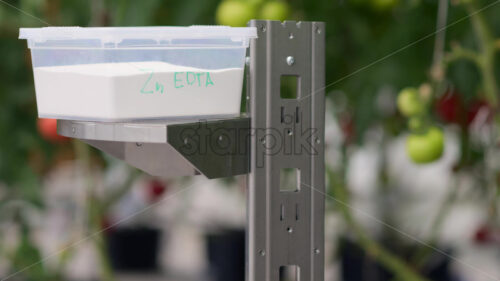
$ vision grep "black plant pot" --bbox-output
[106,226,161,272]
[206,229,245,281]
[339,237,459,281]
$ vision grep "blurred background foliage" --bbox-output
[0,0,479,186]
[0,0,500,280]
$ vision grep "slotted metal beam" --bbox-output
[246,20,325,281]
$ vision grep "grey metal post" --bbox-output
[247,20,325,281]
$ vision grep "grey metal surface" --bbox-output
[84,140,197,178]
[58,118,250,179]
[58,119,176,143]
[246,20,325,281]
[167,118,250,179]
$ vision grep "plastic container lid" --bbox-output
[19,26,258,46]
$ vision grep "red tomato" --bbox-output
[339,113,355,145]
[435,89,491,126]
[146,179,168,202]
[435,90,462,124]
[474,225,491,244]
[466,100,492,125]
[37,118,68,143]
[473,224,500,245]
[101,216,115,233]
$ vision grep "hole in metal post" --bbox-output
[280,75,299,99]
[280,204,285,221]
[280,265,300,281]
[280,168,300,192]
[295,204,299,220]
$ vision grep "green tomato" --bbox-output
[370,0,399,12]
[259,1,290,21]
[406,126,444,164]
[248,0,266,6]
[216,1,257,27]
[397,87,425,117]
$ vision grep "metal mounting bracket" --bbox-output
[58,118,250,179]
[166,118,250,179]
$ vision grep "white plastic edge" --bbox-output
[19,26,258,44]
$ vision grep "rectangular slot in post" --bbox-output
[295,203,299,220]
[280,168,300,192]
[280,204,285,221]
[280,265,300,281]
[280,75,299,99]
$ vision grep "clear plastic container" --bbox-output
[19,26,257,121]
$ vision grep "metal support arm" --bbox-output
[58,117,250,179]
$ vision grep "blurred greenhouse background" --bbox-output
[1,0,500,280]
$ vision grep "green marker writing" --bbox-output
[174,72,184,88]
[186,72,196,86]
[206,72,214,87]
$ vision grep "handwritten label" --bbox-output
[140,70,215,95]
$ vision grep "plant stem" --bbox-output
[90,200,115,281]
[327,168,430,281]
[73,140,116,281]
[443,45,479,65]
[466,3,498,107]
[410,180,458,269]
[465,0,500,228]
[480,57,498,106]
[432,0,449,67]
